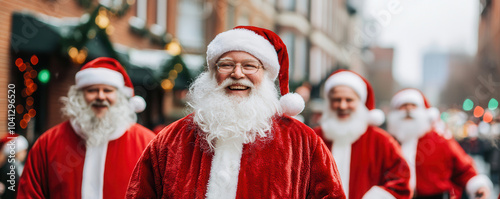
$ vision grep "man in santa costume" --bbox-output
[314,69,411,199]
[387,88,493,199]
[18,57,156,199]
[126,26,346,198]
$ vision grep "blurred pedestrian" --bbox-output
[126,26,345,198]
[387,88,493,199]
[18,57,155,198]
[0,134,28,199]
[314,69,411,199]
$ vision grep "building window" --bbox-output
[136,0,148,21]
[226,3,236,30]
[281,0,296,11]
[293,34,307,82]
[280,31,296,80]
[296,0,308,16]
[310,0,322,28]
[156,0,167,28]
[177,0,205,49]
[237,11,250,26]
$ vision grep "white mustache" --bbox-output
[90,100,110,107]
[217,78,255,90]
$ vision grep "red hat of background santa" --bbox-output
[206,26,304,116]
[390,88,440,121]
[0,133,29,155]
[75,57,146,113]
[323,69,385,126]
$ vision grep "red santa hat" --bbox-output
[1,134,29,155]
[323,69,385,126]
[206,26,304,116]
[390,88,440,121]
[75,57,146,113]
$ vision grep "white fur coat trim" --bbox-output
[70,120,131,199]
[362,186,396,199]
[465,174,493,198]
[332,143,352,198]
[400,138,418,190]
[206,137,245,199]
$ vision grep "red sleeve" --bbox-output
[126,137,163,199]
[18,136,48,199]
[448,139,477,187]
[307,135,346,199]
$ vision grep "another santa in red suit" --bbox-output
[387,88,493,199]
[314,69,411,199]
[126,26,346,199]
[18,58,156,199]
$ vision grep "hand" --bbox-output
[0,182,5,194]
[474,187,489,199]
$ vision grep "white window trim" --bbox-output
[156,0,167,28]
[137,0,148,21]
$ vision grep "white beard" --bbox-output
[187,72,282,151]
[61,86,136,147]
[320,103,369,144]
[387,108,431,143]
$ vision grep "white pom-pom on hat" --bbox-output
[129,95,146,113]
[427,107,440,122]
[280,93,305,116]
[368,109,385,126]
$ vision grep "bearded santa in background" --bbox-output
[387,88,493,199]
[314,69,411,199]
[19,57,155,199]
[126,26,345,199]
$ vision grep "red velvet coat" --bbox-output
[414,131,477,197]
[126,114,346,198]
[314,126,411,199]
[18,121,155,199]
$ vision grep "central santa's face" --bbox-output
[328,85,361,120]
[82,84,117,118]
[215,51,265,97]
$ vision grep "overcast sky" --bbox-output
[361,0,480,87]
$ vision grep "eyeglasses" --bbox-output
[216,60,262,74]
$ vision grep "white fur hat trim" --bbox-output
[206,28,280,80]
[390,89,424,109]
[324,71,367,103]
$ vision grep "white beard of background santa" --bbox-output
[62,86,137,147]
[320,102,369,144]
[388,108,431,144]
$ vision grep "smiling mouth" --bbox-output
[228,85,249,90]
[92,104,108,108]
